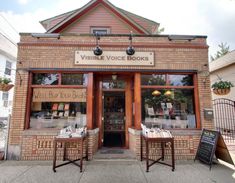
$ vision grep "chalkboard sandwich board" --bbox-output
[194,129,219,170]
[195,129,234,170]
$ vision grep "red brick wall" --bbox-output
[8,70,29,146]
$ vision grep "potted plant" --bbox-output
[211,80,234,95]
[0,76,14,92]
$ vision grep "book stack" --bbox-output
[141,124,172,138]
[57,126,87,138]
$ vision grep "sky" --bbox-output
[0,0,235,58]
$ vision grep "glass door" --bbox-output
[103,92,125,147]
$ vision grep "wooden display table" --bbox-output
[53,136,88,173]
[140,135,175,172]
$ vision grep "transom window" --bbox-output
[32,73,59,85]
[32,73,87,86]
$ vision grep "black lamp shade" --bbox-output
[126,46,135,55]
[93,46,103,56]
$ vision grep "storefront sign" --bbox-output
[32,88,86,102]
[75,51,154,66]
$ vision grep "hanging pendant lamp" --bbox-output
[152,90,161,96]
[164,90,172,96]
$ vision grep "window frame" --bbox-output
[5,60,12,76]
[2,92,9,101]
[2,92,9,108]
[25,71,89,129]
[140,72,200,129]
[90,27,111,35]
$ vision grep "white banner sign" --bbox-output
[32,88,87,102]
[75,51,154,66]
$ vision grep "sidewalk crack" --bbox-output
[77,163,86,183]
[138,161,149,183]
[10,166,33,182]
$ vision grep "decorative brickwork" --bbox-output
[129,128,201,160]
[21,129,99,160]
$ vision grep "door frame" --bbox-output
[95,74,133,148]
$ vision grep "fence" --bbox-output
[213,98,235,142]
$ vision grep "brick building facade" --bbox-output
[8,0,213,160]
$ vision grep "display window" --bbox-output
[30,102,86,129]
[29,73,87,129]
[141,73,197,129]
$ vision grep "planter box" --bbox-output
[0,84,14,92]
[213,88,230,95]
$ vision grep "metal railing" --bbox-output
[213,98,235,143]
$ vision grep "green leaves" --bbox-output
[0,77,12,84]
[211,80,234,89]
[210,42,230,61]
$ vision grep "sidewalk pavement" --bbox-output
[0,159,234,183]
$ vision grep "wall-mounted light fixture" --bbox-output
[199,64,210,88]
[126,32,135,56]
[93,33,103,56]
[16,69,23,86]
[202,71,210,88]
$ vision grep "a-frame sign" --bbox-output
[194,129,234,169]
